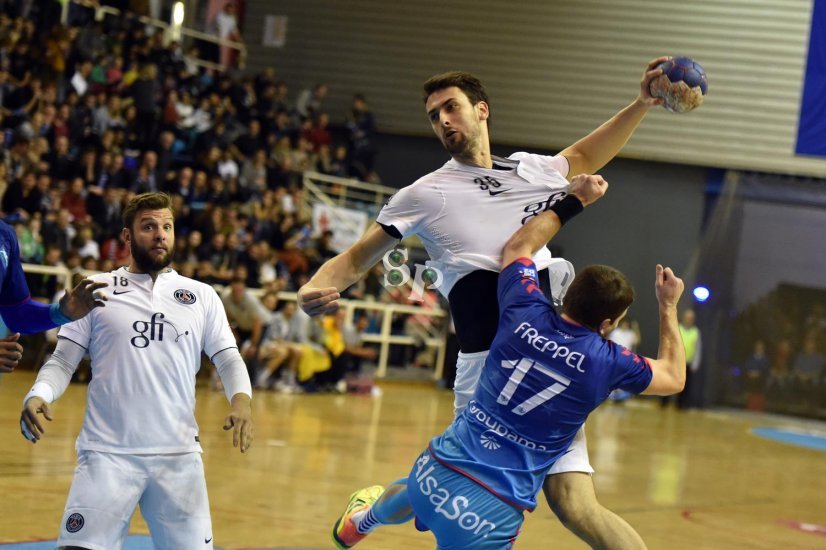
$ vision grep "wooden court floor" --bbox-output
[0,371,824,549]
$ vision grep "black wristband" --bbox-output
[549,194,584,225]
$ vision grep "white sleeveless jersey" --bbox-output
[377,153,571,296]
[58,267,238,454]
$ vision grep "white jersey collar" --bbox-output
[443,155,519,173]
[119,266,177,279]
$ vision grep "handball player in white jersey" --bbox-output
[300,59,668,548]
[20,192,254,550]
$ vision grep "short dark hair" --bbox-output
[422,71,489,110]
[562,265,635,331]
[122,192,174,230]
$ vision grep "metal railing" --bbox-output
[22,263,448,380]
[300,171,424,251]
[302,171,398,213]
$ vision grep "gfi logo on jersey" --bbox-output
[521,191,567,225]
[131,313,189,348]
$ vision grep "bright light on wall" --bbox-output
[172,2,185,26]
[170,2,185,42]
[693,286,710,302]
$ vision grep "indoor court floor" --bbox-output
[0,371,824,549]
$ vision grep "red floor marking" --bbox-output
[778,520,826,537]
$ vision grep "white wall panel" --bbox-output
[243,0,823,177]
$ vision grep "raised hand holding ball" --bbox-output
[649,56,708,113]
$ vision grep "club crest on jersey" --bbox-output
[66,512,84,533]
[514,258,540,294]
[174,289,196,304]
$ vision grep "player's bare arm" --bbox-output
[641,264,687,395]
[502,174,609,267]
[0,332,22,373]
[224,393,254,453]
[59,278,109,320]
[558,57,668,179]
[299,224,399,316]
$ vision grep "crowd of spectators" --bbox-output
[0,1,442,391]
[216,275,379,393]
[726,287,826,417]
[0,1,380,305]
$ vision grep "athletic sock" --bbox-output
[352,507,381,534]
[352,478,415,534]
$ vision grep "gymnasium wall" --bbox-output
[241,0,825,178]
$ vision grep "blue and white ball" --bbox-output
[649,56,708,113]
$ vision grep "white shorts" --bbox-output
[58,450,213,550]
[453,350,594,475]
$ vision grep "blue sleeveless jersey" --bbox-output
[429,258,653,511]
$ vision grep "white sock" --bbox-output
[352,507,381,534]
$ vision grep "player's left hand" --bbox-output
[224,395,254,453]
[0,333,22,373]
[59,279,108,321]
[637,56,670,107]
[655,264,684,308]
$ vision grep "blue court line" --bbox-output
[752,427,826,452]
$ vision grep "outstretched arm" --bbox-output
[0,238,107,334]
[641,265,686,395]
[559,57,667,178]
[298,223,399,316]
[1,282,108,335]
[502,174,608,267]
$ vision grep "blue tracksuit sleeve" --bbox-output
[0,223,69,334]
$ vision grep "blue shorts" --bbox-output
[407,449,523,550]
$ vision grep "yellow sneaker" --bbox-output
[332,485,385,549]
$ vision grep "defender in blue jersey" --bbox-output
[0,219,108,374]
[333,176,686,549]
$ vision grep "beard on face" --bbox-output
[443,122,480,157]
[444,132,466,155]
[130,238,172,272]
